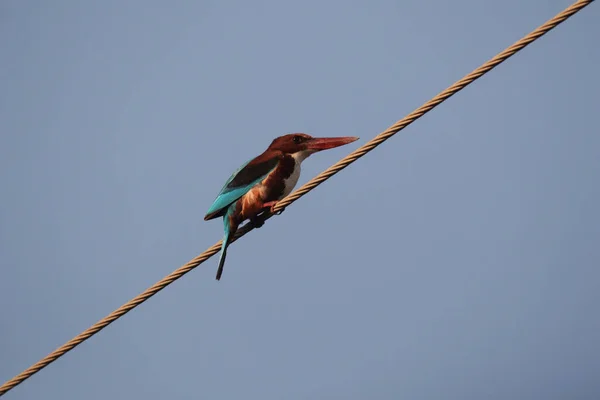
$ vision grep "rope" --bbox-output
[0,0,593,396]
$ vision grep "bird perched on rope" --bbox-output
[204,133,359,280]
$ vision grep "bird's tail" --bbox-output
[215,231,230,281]
[216,205,236,281]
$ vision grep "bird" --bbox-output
[204,133,359,280]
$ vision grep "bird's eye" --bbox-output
[292,135,303,144]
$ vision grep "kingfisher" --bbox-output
[204,133,359,280]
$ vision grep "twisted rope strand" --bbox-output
[0,0,593,396]
[273,0,594,211]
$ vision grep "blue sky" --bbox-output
[1,0,599,399]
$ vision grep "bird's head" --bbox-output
[267,133,359,160]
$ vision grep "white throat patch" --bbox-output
[280,151,313,198]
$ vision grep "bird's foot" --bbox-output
[263,201,285,215]
[250,216,265,229]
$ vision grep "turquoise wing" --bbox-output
[204,156,280,220]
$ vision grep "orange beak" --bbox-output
[306,136,359,151]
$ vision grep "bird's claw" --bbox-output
[250,217,265,229]
[263,201,284,216]
[272,206,285,215]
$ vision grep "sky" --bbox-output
[1,0,599,399]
